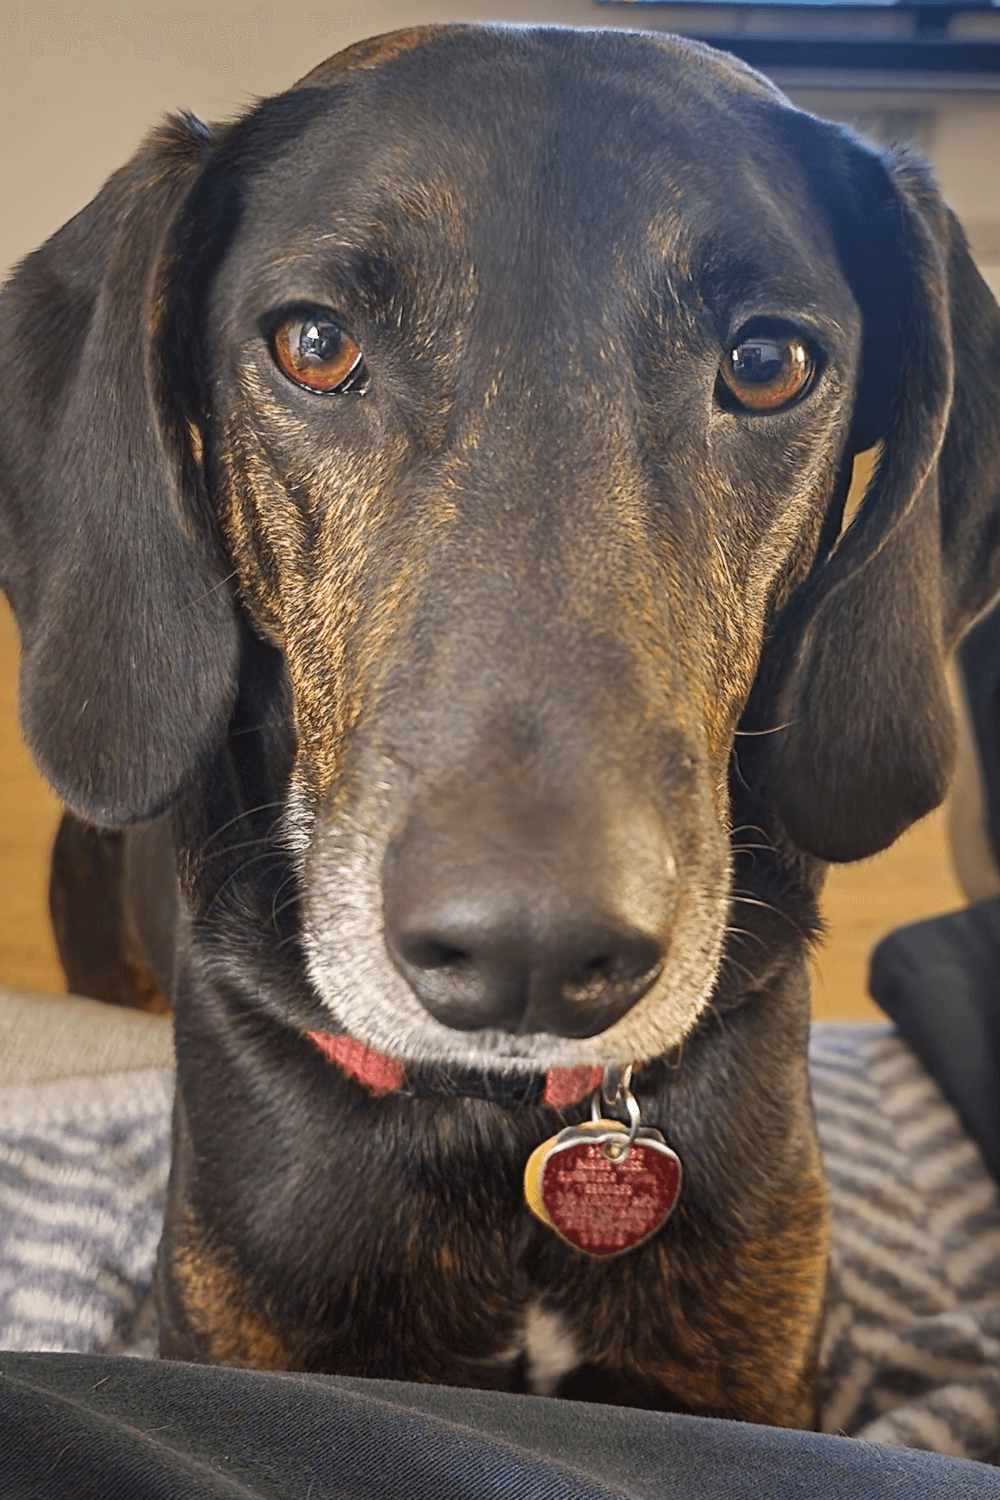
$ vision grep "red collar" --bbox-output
[306,1031,602,1109]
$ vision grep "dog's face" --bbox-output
[3,26,1000,1074]
[202,30,862,1070]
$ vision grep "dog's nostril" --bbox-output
[568,946,659,991]
[555,940,664,1025]
[407,940,471,971]
[566,953,619,1001]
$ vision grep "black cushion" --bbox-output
[870,896,1000,1183]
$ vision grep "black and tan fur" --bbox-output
[3,26,1000,1425]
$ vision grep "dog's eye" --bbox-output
[718,334,813,412]
[272,314,368,394]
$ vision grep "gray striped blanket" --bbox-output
[1,1025,998,1463]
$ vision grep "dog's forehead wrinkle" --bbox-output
[223,59,830,335]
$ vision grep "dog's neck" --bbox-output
[307,1030,602,1108]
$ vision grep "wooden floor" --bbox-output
[0,595,965,1020]
[0,596,64,994]
[810,806,964,1020]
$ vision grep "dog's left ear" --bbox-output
[751,116,1000,862]
[0,116,241,827]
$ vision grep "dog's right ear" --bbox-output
[0,115,240,827]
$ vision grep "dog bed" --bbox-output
[1,989,998,1464]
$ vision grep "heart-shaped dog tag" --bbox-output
[524,1120,681,1257]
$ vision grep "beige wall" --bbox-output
[784,85,1000,299]
[4,4,1000,283]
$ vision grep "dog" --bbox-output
[2,24,1000,1426]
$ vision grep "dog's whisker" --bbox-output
[227,721,281,738]
[270,873,299,930]
[198,801,286,853]
[732,722,795,738]
[729,748,752,793]
[176,569,239,613]
[717,954,760,986]
[271,890,299,920]
[196,834,273,868]
[730,891,811,940]
[203,850,287,918]
[272,928,303,955]
[729,823,771,840]
[723,924,768,950]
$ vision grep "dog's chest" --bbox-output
[518,1300,583,1395]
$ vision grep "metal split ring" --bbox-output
[591,1063,641,1160]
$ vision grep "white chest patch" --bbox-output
[522,1300,581,1396]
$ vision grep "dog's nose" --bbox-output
[382,807,673,1036]
[385,904,665,1035]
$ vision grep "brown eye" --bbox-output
[719,333,813,412]
[273,314,368,394]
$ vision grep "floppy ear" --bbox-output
[749,118,1000,863]
[0,115,240,827]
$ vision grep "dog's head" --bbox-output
[3,26,1000,1070]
